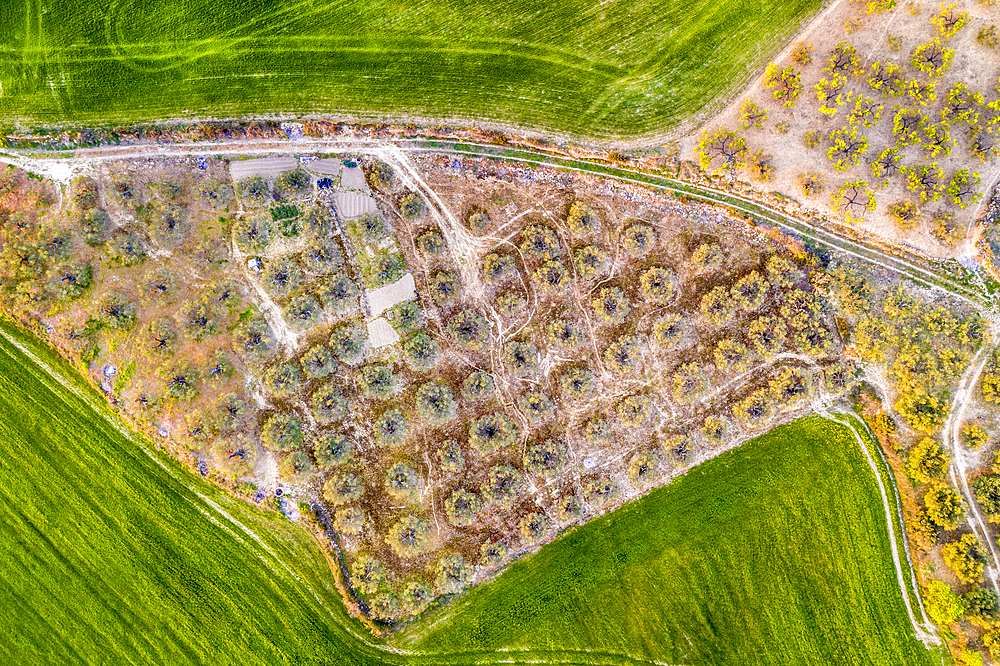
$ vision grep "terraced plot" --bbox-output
[0,0,821,138]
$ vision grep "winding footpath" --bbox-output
[0,136,994,310]
[943,346,1000,598]
[0,133,992,656]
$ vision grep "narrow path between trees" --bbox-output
[942,346,1000,599]
[0,136,993,312]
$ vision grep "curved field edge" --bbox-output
[0,319,384,665]
[0,320,747,666]
[396,416,943,666]
[0,319,941,665]
[0,0,823,140]
[833,411,925,618]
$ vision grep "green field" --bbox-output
[0,320,937,665]
[0,0,822,138]
[397,416,939,666]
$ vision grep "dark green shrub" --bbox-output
[310,384,348,423]
[301,344,337,379]
[437,440,465,472]
[496,291,526,317]
[415,380,457,423]
[315,433,352,468]
[369,253,404,287]
[329,323,368,364]
[367,162,396,192]
[385,462,420,501]
[461,370,494,400]
[554,493,582,521]
[446,310,490,351]
[111,232,146,266]
[502,340,539,375]
[357,364,396,400]
[385,515,430,558]
[523,438,567,474]
[690,243,723,273]
[177,299,217,341]
[403,332,440,371]
[261,412,303,451]
[373,408,408,446]
[469,413,517,454]
[400,580,433,615]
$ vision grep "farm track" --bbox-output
[942,346,1000,598]
[0,135,955,662]
[0,136,993,311]
[825,408,938,646]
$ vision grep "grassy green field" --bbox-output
[0,321,380,664]
[397,416,939,666]
[0,0,822,138]
[0,319,938,665]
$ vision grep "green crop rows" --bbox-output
[0,321,376,664]
[0,321,935,664]
[398,416,939,666]
[0,0,821,139]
